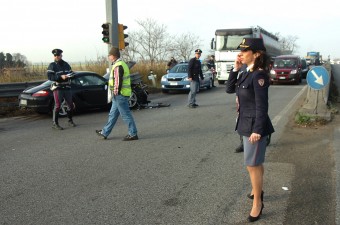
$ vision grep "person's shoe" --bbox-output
[235,144,244,153]
[123,134,138,141]
[95,130,107,139]
[68,120,76,127]
[52,123,63,130]
[248,203,264,222]
[192,103,199,107]
[188,104,196,108]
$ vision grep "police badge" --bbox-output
[258,79,265,86]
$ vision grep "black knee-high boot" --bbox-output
[67,110,76,127]
[52,109,63,130]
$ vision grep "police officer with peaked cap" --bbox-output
[47,48,76,130]
[187,48,204,108]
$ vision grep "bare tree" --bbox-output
[126,18,173,67]
[172,33,202,61]
[275,33,299,54]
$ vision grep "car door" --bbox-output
[72,74,108,108]
[201,64,212,87]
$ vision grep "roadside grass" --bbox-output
[0,59,167,88]
[295,112,328,127]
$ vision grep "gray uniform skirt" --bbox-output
[242,135,268,166]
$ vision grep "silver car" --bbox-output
[161,62,213,93]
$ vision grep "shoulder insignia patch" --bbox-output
[258,79,265,86]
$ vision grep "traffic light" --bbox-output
[118,23,129,49]
[101,23,111,44]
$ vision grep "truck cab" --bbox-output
[212,26,281,84]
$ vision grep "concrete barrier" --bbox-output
[299,63,334,121]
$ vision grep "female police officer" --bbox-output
[226,38,274,222]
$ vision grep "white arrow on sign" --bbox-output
[311,70,324,86]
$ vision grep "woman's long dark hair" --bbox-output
[253,50,270,72]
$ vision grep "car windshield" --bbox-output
[169,64,188,73]
[169,63,210,73]
[273,59,298,68]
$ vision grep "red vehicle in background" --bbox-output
[269,55,303,85]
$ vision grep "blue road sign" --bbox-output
[306,66,330,90]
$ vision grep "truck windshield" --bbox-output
[215,35,244,51]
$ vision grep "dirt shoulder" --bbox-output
[267,98,339,224]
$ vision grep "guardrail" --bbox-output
[0,81,45,110]
[0,81,44,98]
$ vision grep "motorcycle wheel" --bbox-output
[128,91,138,108]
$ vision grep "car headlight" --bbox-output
[290,69,297,75]
[184,77,189,81]
[161,76,167,81]
[270,70,276,75]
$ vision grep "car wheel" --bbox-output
[129,91,138,108]
[59,100,68,117]
[218,80,225,85]
[51,100,73,117]
[162,89,169,93]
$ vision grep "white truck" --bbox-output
[211,26,281,84]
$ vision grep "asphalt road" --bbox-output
[0,82,313,225]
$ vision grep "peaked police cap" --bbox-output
[237,38,266,52]
[52,49,63,56]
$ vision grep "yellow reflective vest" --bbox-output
[108,60,131,97]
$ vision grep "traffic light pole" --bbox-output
[105,0,118,68]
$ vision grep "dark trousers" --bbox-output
[52,88,74,124]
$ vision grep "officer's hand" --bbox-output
[249,133,261,144]
[234,53,242,71]
[61,75,68,80]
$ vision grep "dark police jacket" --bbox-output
[188,57,203,81]
[47,60,72,88]
[226,67,275,137]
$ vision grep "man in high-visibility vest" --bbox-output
[96,46,138,141]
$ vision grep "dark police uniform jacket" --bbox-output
[226,67,275,137]
[188,57,203,81]
[47,60,72,88]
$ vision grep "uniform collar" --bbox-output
[246,64,254,72]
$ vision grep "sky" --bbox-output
[1,0,340,63]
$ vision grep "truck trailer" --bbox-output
[211,26,281,84]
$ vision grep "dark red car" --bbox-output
[270,55,302,85]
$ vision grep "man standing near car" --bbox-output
[187,49,204,108]
[47,49,76,130]
[95,46,138,141]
